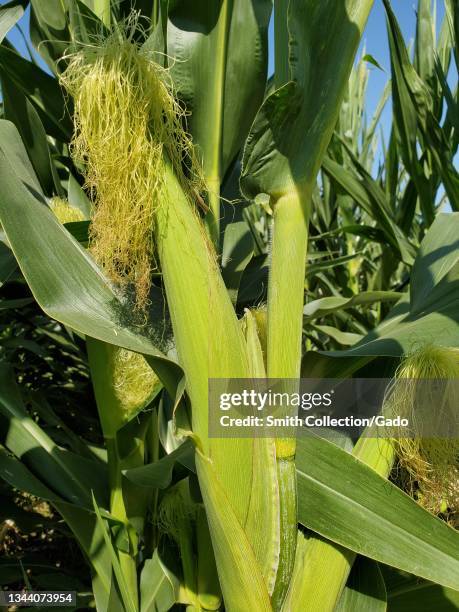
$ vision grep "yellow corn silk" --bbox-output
[111,347,158,417]
[49,197,85,223]
[386,346,459,522]
[60,23,203,310]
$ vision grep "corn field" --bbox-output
[0,0,458,610]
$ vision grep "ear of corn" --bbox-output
[155,160,280,594]
[240,309,280,593]
[352,436,395,478]
[87,337,156,605]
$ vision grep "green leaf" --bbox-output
[154,0,271,180]
[414,0,435,83]
[2,72,60,196]
[29,0,69,70]
[0,363,108,508]
[92,574,125,612]
[332,213,459,357]
[123,439,194,489]
[241,0,374,200]
[91,493,138,612]
[0,120,183,397]
[383,566,459,611]
[310,324,362,347]
[0,45,72,141]
[0,2,24,44]
[335,558,387,612]
[67,173,91,218]
[383,0,432,207]
[322,154,416,264]
[362,54,384,71]
[384,0,459,215]
[409,212,459,312]
[446,0,459,72]
[306,252,363,277]
[310,224,387,245]
[80,0,110,26]
[0,298,34,310]
[0,448,114,599]
[238,253,268,304]
[0,238,17,286]
[140,550,179,612]
[30,393,101,461]
[304,291,401,320]
[221,221,254,304]
[0,444,62,504]
[64,220,89,245]
[296,435,459,590]
[67,0,108,46]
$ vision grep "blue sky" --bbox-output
[2,0,453,141]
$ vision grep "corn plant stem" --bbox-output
[267,191,310,609]
[144,409,160,556]
[151,0,160,24]
[86,339,138,607]
[206,179,221,248]
[154,160,257,511]
[267,191,309,410]
[106,436,138,607]
[271,458,297,611]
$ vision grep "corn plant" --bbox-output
[0,0,458,611]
